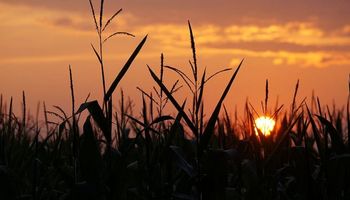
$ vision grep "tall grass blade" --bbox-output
[77,93,91,122]
[306,105,324,161]
[160,53,164,98]
[162,80,183,109]
[167,103,186,145]
[200,59,243,152]
[91,44,102,64]
[204,68,231,84]
[264,113,302,167]
[22,91,26,133]
[326,105,333,123]
[317,115,345,153]
[103,32,135,43]
[104,35,148,101]
[43,102,49,134]
[150,115,174,126]
[188,21,197,81]
[102,8,122,32]
[125,114,160,135]
[348,76,350,149]
[47,109,65,122]
[149,92,154,122]
[152,86,161,99]
[99,0,104,32]
[164,65,194,93]
[271,105,284,119]
[291,80,299,115]
[77,101,110,143]
[53,106,72,130]
[148,66,197,135]
[196,68,206,115]
[164,66,194,85]
[142,94,151,153]
[69,66,78,184]
[223,105,232,138]
[265,79,268,115]
[189,60,195,81]
[317,97,323,116]
[88,0,99,33]
[248,102,260,117]
[200,102,204,135]
[69,66,77,132]
[136,87,160,106]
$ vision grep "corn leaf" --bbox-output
[148,66,197,136]
[77,100,110,143]
[104,35,147,101]
[199,59,243,153]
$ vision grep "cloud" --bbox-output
[231,50,350,68]
[1,0,349,28]
[41,13,136,34]
[226,23,350,47]
[136,22,350,47]
[1,2,350,68]
[2,2,349,48]
[0,2,134,34]
[0,0,87,12]
[132,22,350,67]
[197,47,350,68]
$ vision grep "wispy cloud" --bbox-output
[0,2,133,34]
[224,23,350,46]
[134,23,350,68]
[1,2,349,68]
[136,22,350,47]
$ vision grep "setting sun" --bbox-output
[255,116,276,136]
[0,0,348,199]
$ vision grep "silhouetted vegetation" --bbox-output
[0,1,349,199]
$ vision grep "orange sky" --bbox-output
[0,0,349,118]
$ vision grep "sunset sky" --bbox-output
[0,0,349,117]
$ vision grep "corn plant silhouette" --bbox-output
[77,0,146,146]
[147,21,243,199]
[74,0,147,185]
[1,1,350,200]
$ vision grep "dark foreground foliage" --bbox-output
[1,90,350,200]
[1,1,350,199]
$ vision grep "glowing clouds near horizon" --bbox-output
[254,116,276,136]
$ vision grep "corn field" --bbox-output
[0,1,349,199]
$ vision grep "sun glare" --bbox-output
[255,116,276,136]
